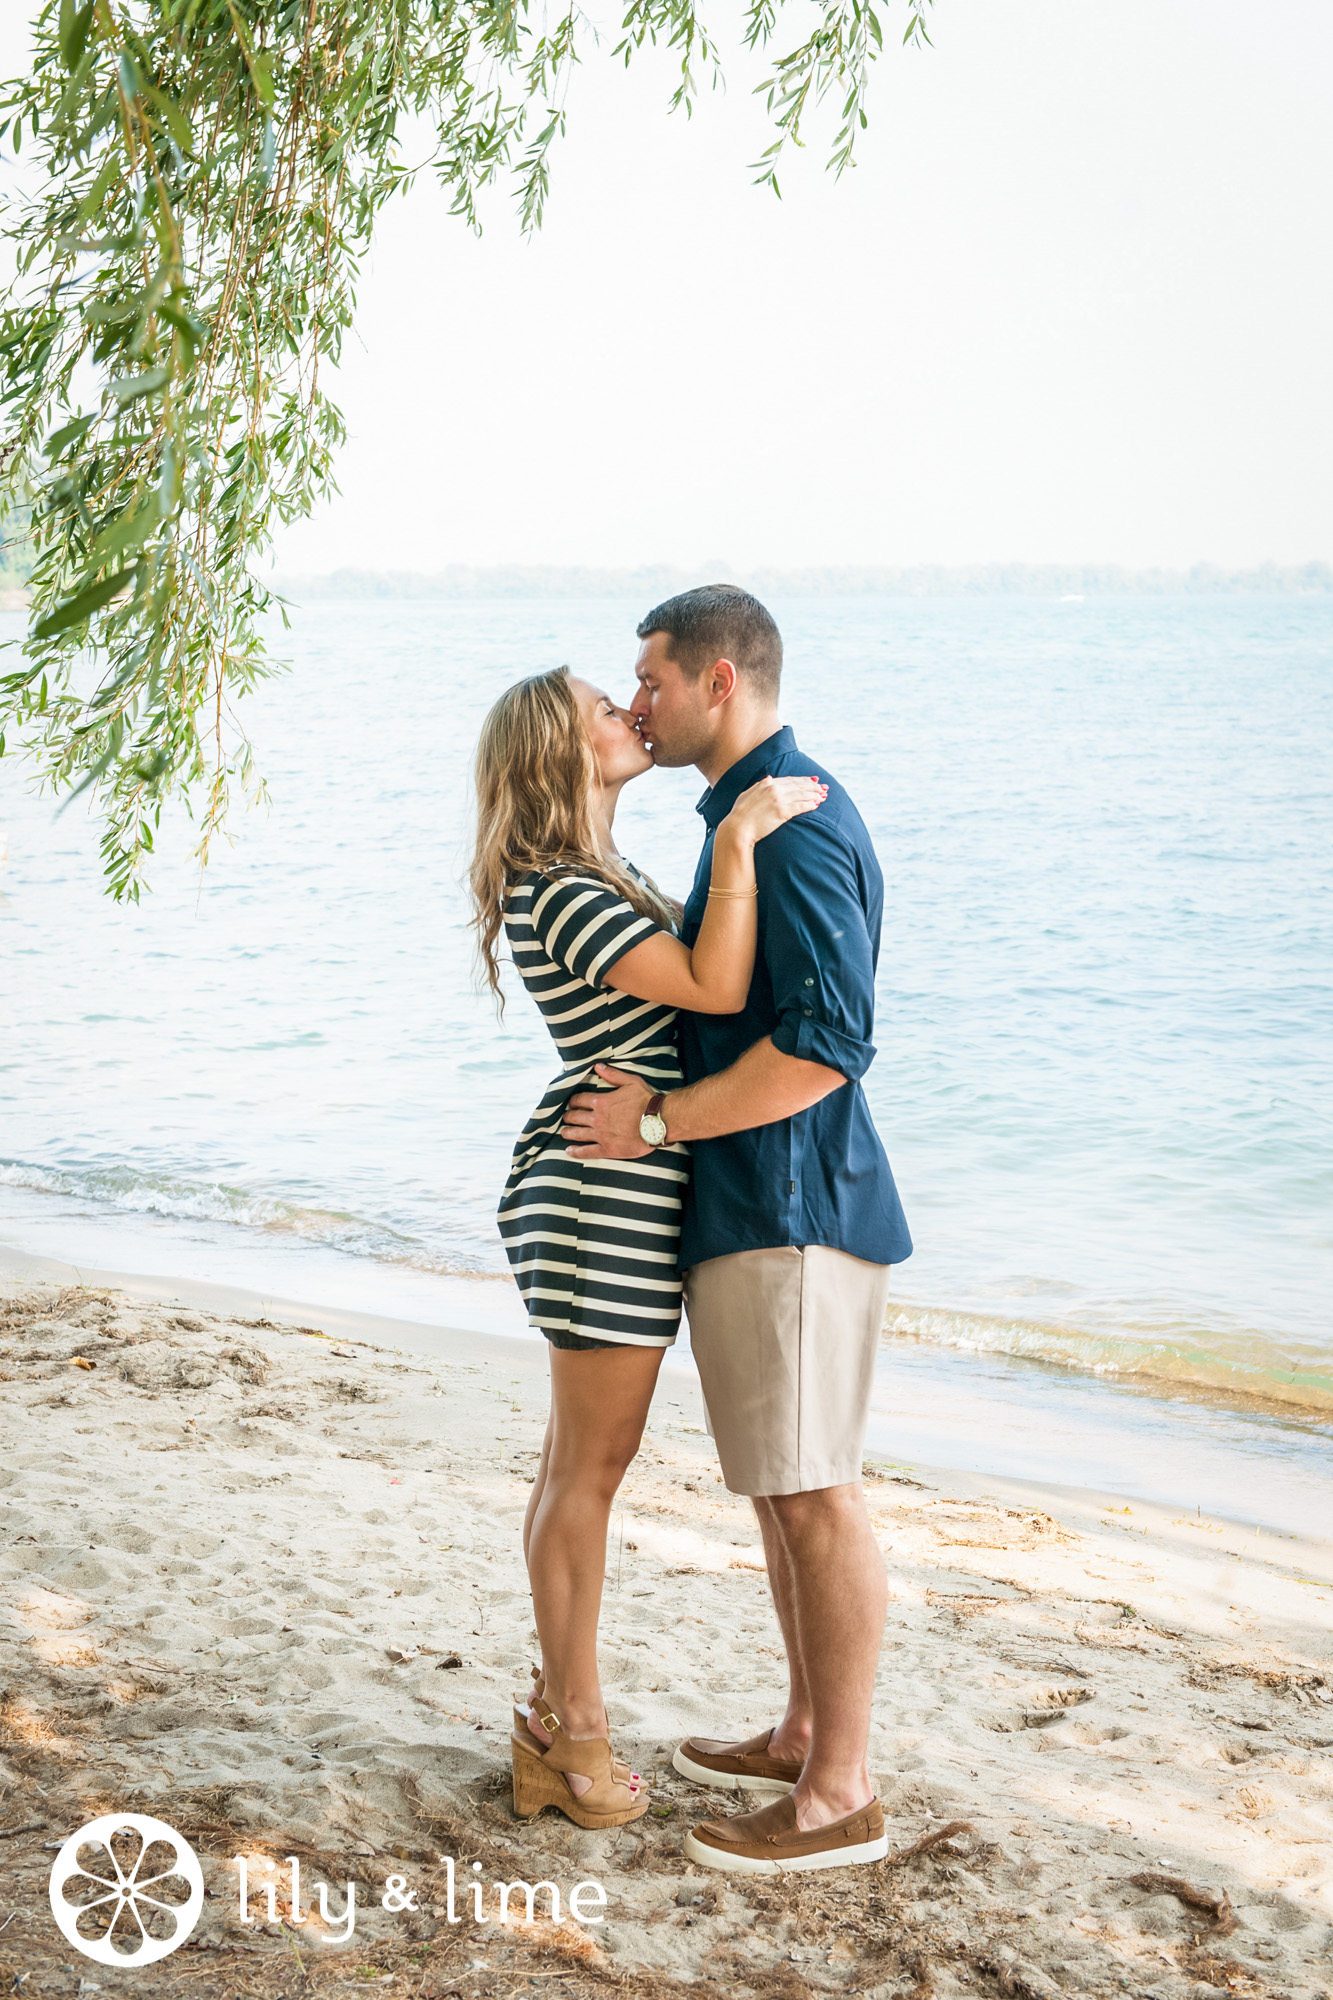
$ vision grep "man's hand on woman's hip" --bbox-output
[564,1039,844,1158]
[562,1064,656,1159]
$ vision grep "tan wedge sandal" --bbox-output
[511,1697,649,1830]
[511,1665,635,1785]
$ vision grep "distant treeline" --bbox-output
[273,560,1333,601]
[5,551,1331,608]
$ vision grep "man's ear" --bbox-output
[708,657,738,709]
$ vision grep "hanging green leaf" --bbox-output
[45,412,96,455]
[32,569,136,640]
[250,49,276,112]
[58,0,95,72]
[105,368,171,408]
[88,502,161,567]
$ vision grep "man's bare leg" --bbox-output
[764,1481,887,1829]
[752,1495,812,1764]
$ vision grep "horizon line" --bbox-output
[264,558,1333,600]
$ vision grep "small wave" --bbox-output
[0,1158,504,1281]
[884,1302,1333,1417]
[8,1155,1330,1412]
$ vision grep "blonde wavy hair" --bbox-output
[469,666,676,1008]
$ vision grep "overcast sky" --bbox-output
[5,2,1331,571]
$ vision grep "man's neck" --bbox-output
[697,710,783,789]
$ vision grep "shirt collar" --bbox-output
[695,726,797,829]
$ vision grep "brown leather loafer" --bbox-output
[672,1728,803,1795]
[684,1792,887,1874]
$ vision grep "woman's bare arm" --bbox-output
[603,776,825,1013]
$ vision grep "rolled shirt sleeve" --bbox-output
[761,818,879,1082]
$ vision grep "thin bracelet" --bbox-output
[707,886,759,898]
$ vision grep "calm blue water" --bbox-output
[2,596,1331,1440]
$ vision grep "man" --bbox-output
[561,584,913,1874]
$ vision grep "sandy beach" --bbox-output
[2,1260,1332,2000]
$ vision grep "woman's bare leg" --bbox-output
[523,1343,665,1791]
[522,1411,553,1567]
[517,1414,555,1715]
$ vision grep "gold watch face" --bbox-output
[640,1113,668,1147]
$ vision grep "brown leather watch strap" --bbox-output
[644,1091,670,1143]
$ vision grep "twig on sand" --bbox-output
[1128,1871,1238,1935]
[884,1818,975,1865]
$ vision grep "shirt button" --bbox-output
[803,1007,813,1017]
[804,977,814,987]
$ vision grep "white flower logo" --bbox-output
[49,1812,204,1966]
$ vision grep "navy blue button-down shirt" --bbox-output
[677,726,913,1272]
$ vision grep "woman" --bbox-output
[469,665,824,1831]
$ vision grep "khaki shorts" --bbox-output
[683,1245,892,1497]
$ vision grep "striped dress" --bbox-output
[497,869,689,1347]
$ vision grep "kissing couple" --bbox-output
[467,585,912,1873]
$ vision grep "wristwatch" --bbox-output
[639,1092,669,1148]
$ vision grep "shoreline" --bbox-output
[3,1226,1331,1546]
[884,1303,1333,1423]
[4,1232,1329,1548]
[4,1174,1330,1423]
[1,1261,1330,1999]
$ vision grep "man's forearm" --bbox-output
[664,1036,845,1144]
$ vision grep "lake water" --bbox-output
[2,595,1330,1529]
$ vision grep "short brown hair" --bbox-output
[636,584,782,700]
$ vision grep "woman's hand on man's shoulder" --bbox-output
[724,775,828,846]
